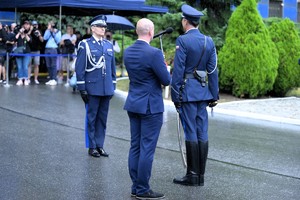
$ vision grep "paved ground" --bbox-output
[0,80,299,200]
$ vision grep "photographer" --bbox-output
[14,20,32,86]
[59,25,76,84]
[0,22,8,84]
[28,21,44,84]
[43,20,61,86]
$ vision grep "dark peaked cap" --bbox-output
[89,15,107,27]
[181,4,204,22]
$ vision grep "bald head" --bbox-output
[136,18,154,41]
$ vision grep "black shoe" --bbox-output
[88,148,100,157]
[96,147,109,157]
[173,174,199,186]
[136,190,165,199]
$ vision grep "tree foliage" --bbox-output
[268,18,300,96]
[218,0,279,98]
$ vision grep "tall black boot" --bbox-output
[173,141,200,186]
[198,141,208,186]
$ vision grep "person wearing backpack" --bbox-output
[59,25,76,84]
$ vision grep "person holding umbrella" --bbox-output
[75,15,116,157]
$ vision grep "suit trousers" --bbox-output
[127,111,163,195]
[179,101,209,142]
[87,95,110,148]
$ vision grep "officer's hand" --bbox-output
[80,90,89,104]
[208,100,218,108]
[174,102,181,109]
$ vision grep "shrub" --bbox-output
[268,18,300,96]
[218,0,278,98]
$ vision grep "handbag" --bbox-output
[193,36,207,87]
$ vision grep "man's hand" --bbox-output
[208,100,218,108]
[80,90,89,104]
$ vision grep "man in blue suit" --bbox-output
[75,15,116,158]
[171,5,219,186]
[123,18,171,199]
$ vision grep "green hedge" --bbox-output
[218,0,278,98]
[268,18,300,96]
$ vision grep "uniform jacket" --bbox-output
[171,28,219,103]
[123,40,171,114]
[75,36,116,96]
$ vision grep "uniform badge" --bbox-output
[176,45,180,50]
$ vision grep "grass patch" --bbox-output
[117,78,129,92]
[286,87,300,97]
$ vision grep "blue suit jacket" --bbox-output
[171,29,219,103]
[123,40,171,114]
[75,36,116,96]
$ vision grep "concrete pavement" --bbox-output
[0,82,299,200]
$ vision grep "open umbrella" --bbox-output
[105,14,135,76]
[106,14,135,31]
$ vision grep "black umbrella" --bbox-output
[105,14,135,77]
[106,14,135,31]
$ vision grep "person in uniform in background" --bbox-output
[28,20,44,84]
[123,18,171,199]
[75,15,116,158]
[43,20,61,86]
[171,4,219,186]
[105,30,120,53]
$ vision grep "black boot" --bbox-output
[198,141,208,186]
[173,141,199,186]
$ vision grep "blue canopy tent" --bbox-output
[0,0,168,23]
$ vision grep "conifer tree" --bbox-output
[218,0,279,98]
[268,19,300,96]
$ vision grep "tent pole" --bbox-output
[15,7,17,23]
[121,30,125,77]
[59,5,62,30]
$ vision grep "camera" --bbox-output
[34,31,39,37]
[51,23,57,29]
[13,25,21,34]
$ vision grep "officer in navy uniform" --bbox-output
[124,18,171,199]
[75,15,116,158]
[171,5,219,186]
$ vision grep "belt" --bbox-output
[184,73,194,79]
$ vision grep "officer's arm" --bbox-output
[75,41,87,91]
[206,38,219,101]
[152,49,171,86]
[171,37,186,102]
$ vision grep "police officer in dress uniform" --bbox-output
[75,15,116,158]
[124,18,171,199]
[171,5,219,186]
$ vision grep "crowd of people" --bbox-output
[0,19,119,86]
